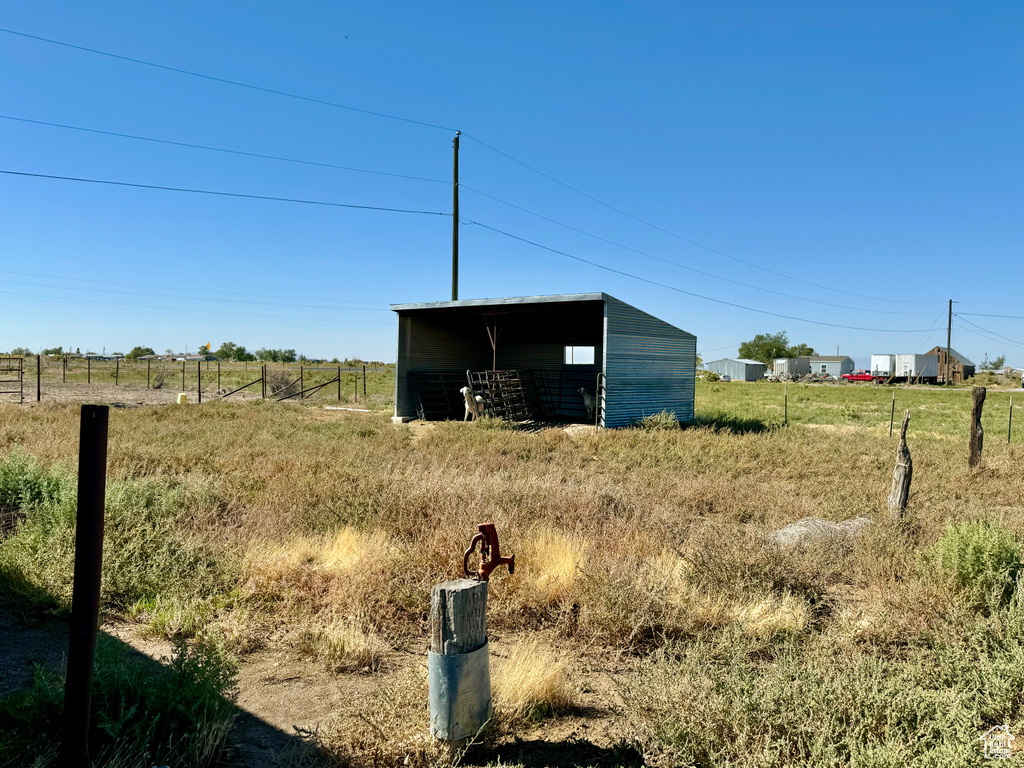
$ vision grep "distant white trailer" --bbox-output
[895,354,939,382]
[871,354,896,376]
[773,357,810,377]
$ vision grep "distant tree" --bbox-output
[787,343,816,357]
[280,349,297,363]
[214,341,238,360]
[8,346,32,356]
[235,346,255,362]
[738,332,817,366]
[980,354,1006,371]
[126,346,156,360]
[738,332,791,366]
[42,346,63,356]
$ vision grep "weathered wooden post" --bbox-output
[114,358,119,387]
[784,386,787,426]
[363,364,367,398]
[217,361,221,393]
[429,524,514,743]
[146,359,151,389]
[969,386,986,468]
[36,354,41,402]
[337,365,341,401]
[59,405,109,768]
[300,366,304,400]
[87,357,91,384]
[887,410,912,519]
[1009,396,1013,444]
[197,362,202,404]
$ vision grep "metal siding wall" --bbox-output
[603,297,696,428]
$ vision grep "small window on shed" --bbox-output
[564,346,595,365]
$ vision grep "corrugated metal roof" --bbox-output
[391,293,607,311]
[929,346,975,367]
[809,355,854,362]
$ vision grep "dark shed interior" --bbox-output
[394,297,605,422]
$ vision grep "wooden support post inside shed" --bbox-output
[484,316,503,372]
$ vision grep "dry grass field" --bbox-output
[1,380,1023,767]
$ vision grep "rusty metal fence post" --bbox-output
[59,404,109,768]
[197,361,202,404]
[36,354,41,402]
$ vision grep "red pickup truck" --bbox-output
[841,370,881,383]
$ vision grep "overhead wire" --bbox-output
[461,184,933,316]
[0,114,448,184]
[0,169,449,216]
[3,25,938,308]
[464,218,936,334]
[0,268,385,306]
[0,288,393,325]
[0,105,936,316]
[954,316,1024,351]
[461,133,939,306]
[0,27,456,132]
[0,277,391,312]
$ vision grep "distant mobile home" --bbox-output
[705,358,767,381]
[390,293,696,428]
[808,356,855,377]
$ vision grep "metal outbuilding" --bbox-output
[390,293,696,428]
[705,358,767,381]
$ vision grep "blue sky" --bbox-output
[1,2,1021,366]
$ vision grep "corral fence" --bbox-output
[15,355,393,405]
[0,357,24,404]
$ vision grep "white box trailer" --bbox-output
[871,354,896,376]
[895,354,939,382]
[773,357,810,377]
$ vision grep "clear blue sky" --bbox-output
[2,2,1021,366]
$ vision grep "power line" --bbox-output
[1,27,939,309]
[954,316,1024,351]
[0,27,456,132]
[0,268,384,306]
[462,184,933,316]
[0,169,449,215]
[0,288,393,325]
[465,219,935,334]
[6,112,928,316]
[959,311,1024,321]
[0,114,448,185]
[462,133,939,306]
[953,324,1024,353]
[0,278,391,312]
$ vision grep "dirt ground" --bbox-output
[1,605,634,767]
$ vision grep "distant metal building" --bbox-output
[808,355,855,377]
[926,346,976,384]
[705,358,767,381]
[773,357,811,378]
[391,293,696,428]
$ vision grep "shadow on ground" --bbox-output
[0,605,325,768]
[468,736,645,768]
[690,411,774,434]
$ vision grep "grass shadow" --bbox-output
[689,411,774,434]
[467,736,645,768]
[0,606,328,768]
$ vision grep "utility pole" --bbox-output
[946,299,953,386]
[452,130,460,301]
